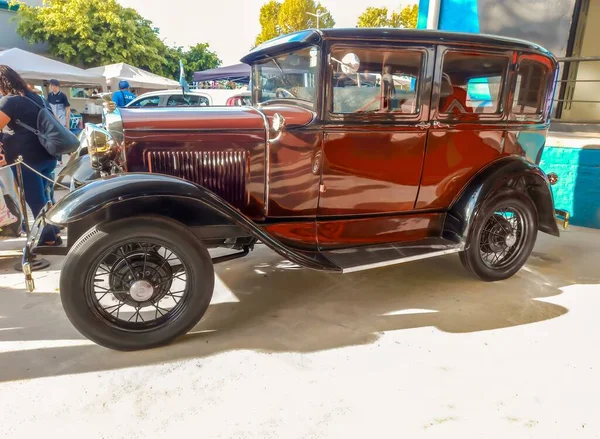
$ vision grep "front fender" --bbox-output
[56,155,100,191]
[444,156,560,244]
[47,173,243,225]
[45,173,340,272]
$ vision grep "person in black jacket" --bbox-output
[0,65,60,245]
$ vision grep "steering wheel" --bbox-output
[275,88,295,99]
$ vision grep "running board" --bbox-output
[322,237,464,274]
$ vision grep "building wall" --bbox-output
[0,0,47,52]
[418,0,577,56]
[541,142,600,228]
[560,0,600,122]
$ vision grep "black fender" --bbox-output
[55,154,100,190]
[46,173,340,272]
[443,156,560,245]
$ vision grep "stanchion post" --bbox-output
[14,156,30,237]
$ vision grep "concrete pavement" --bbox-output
[0,226,599,438]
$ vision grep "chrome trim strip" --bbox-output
[251,107,271,216]
[341,246,464,274]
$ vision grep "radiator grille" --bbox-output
[147,150,248,208]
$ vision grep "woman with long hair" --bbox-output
[0,65,60,245]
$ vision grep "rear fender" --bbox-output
[443,156,560,244]
[47,173,339,272]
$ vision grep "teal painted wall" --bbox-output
[541,147,600,229]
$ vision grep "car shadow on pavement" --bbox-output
[0,231,596,383]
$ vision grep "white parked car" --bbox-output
[126,89,251,108]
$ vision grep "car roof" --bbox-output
[134,89,207,98]
[241,28,555,64]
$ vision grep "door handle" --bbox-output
[433,121,451,129]
[416,122,430,129]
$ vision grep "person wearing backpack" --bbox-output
[0,65,61,245]
[112,80,136,108]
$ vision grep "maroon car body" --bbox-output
[30,29,561,350]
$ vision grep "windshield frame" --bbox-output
[251,45,321,110]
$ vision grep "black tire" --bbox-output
[60,216,214,351]
[459,190,538,282]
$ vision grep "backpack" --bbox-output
[15,95,80,156]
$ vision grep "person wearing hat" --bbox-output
[47,79,71,128]
[112,80,136,108]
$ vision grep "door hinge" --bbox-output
[320,184,326,194]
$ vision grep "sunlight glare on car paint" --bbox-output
[381,309,439,316]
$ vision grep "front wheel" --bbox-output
[460,191,538,282]
[60,216,214,351]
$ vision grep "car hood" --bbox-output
[118,105,315,134]
[119,106,267,132]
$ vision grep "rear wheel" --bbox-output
[60,216,214,351]
[460,191,538,282]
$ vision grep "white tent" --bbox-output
[87,62,180,90]
[0,48,105,86]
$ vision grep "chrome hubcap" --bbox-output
[129,280,154,302]
[505,233,517,247]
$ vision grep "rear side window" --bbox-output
[132,96,160,107]
[438,51,509,117]
[167,94,210,107]
[512,58,550,117]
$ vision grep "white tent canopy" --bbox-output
[87,62,180,90]
[0,48,106,87]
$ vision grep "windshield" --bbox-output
[253,46,319,107]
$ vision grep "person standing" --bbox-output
[0,65,60,245]
[47,79,71,128]
[112,80,136,108]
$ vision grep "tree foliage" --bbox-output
[357,7,390,28]
[254,0,282,47]
[390,4,419,29]
[356,4,419,29]
[255,0,335,46]
[13,0,221,80]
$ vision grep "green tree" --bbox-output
[13,0,222,80]
[357,6,390,28]
[390,4,419,29]
[13,0,168,72]
[356,4,419,29]
[255,0,282,47]
[182,43,221,82]
[254,0,335,46]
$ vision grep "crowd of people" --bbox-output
[195,80,246,90]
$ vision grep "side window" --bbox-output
[438,51,509,117]
[330,47,423,116]
[512,58,550,117]
[133,96,160,107]
[167,94,210,107]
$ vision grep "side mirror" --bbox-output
[341,53,360,75]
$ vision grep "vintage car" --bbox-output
[27,29,561,351]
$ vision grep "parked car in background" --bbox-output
[127,89,250,108]
[225,91,252,106]
[30,29,561,351]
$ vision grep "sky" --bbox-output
[118,0,416,67]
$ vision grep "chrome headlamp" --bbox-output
[80,124,116,170]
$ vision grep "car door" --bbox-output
[316,43,434,247]
[416,46,513,209]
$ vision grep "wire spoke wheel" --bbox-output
[87,240,190,331]
[479,206,528,270]
[459,191,538,282]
